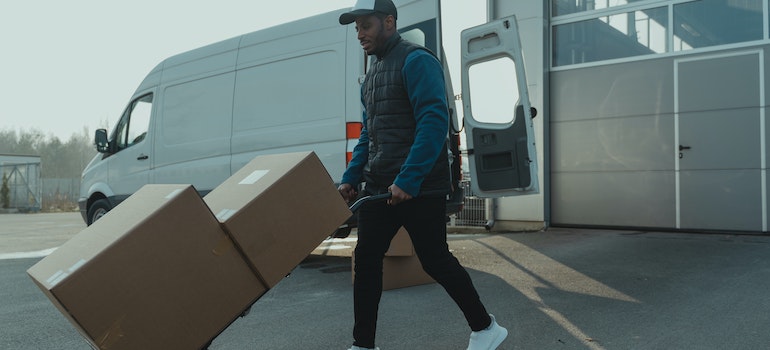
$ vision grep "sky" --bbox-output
[1,0,485,141]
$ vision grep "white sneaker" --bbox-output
[348,346,379,350]
[467,314,508,350]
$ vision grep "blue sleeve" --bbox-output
[340,108,369,187]
[393,50,449,196]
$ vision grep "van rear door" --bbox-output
[461,16,539,197]
[395,0,441,55]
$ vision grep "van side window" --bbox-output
[114,94,153,151]
[363,21,436,74]
[400,19,437,55]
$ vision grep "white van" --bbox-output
[78,0,539,226]
[78,0,460,225]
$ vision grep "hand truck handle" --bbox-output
[348,193,392,212]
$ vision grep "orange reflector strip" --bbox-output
[346,122,363,139]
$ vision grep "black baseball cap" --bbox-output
[339,0,398,25]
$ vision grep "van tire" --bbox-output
[87,199,111,226]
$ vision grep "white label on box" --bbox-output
[216,208,238,221]
[165,188,184,199]
[238,170,269,185]
[47,270,68,288]
[46,270,65,285]
[68,258,87,273]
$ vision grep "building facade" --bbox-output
[488,0,768,233]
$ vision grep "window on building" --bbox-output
[552,0,766,67]
[673,0,763,51]
[553,7,667,66]
[552,0,647,17]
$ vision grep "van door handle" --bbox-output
[679,145,691,151]
[137,154,149,160]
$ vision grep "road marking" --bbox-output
[0,247,57,260]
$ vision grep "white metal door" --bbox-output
[675,51,765,231]
[461,16,539,197]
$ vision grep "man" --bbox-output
[337,1,508,349]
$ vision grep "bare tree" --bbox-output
[0,127,95,178]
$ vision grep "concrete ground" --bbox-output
[2,213,770,349]
[213,228,770,349]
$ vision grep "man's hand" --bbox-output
[338,183,358,203]
[388,184,412,205]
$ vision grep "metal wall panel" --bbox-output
[552,114,675,172]
[551,171,676,228]
[550,48,767,232]
[677,54,761,112]
[678,108,761,170]
[679,170,762,231]
[551,59,674,122]
[551,58,677,229]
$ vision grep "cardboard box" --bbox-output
[313,227,414,257]
[352,226,435,290]
[27,185,266,350]
[385,227,414,256]
[315,228,434,290]
[353,253,435,291]
[204,151,352,287]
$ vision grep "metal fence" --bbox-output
[42,178,80,211]
[0,163,42,212]
[0,162,81,212]
[450,180,488,227]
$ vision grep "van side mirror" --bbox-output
[95,129,110,153]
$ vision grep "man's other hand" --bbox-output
[338,183,358,203]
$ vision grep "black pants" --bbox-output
[353,196,491,348]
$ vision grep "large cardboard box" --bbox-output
[313,227,414,257]
[204,151,351,287]
[27,185,266,350]
[385,227,415,256]
[353,253,435,291]
[353,227,435,290]
[315,228,436,290]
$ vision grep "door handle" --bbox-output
[137,154,149,160]
[679,145,692,151]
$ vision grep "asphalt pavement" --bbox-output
[2,212,770,349]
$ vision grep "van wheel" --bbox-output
[87,199,111,226]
